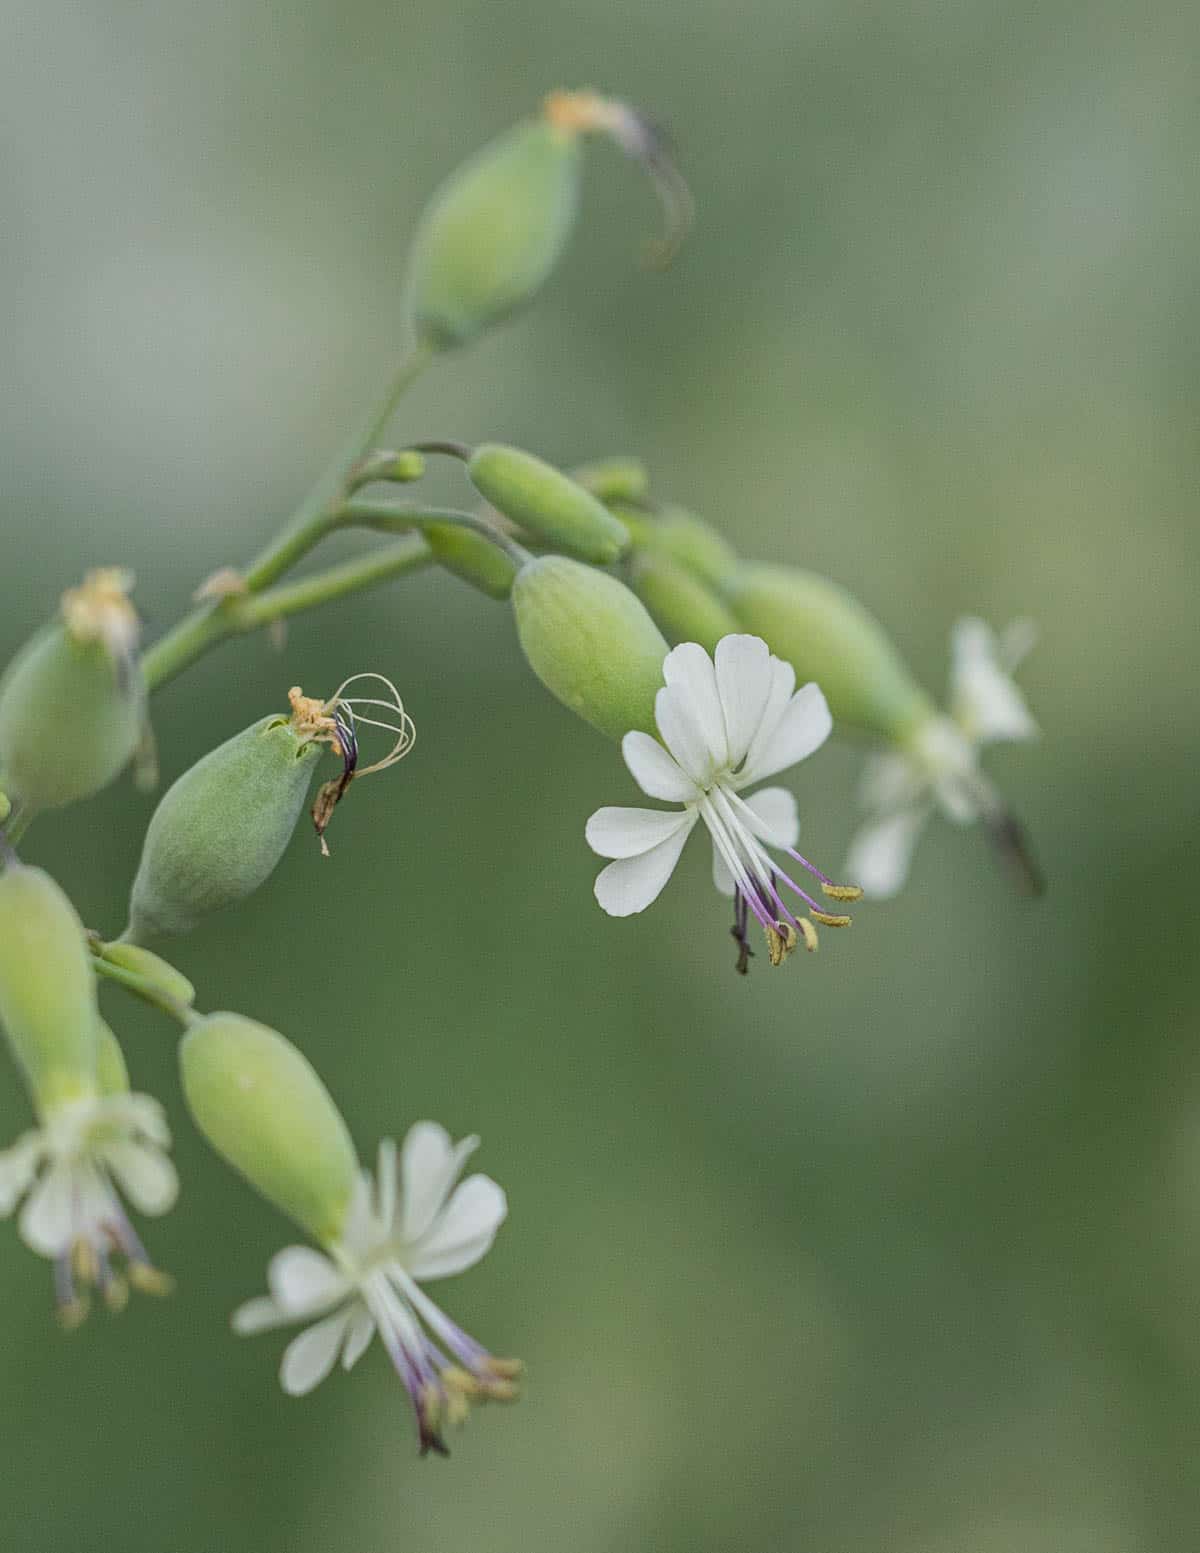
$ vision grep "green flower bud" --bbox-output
[98,943,196,1008]
[407,115,582,350]
[569,457,649,505]
[180,1014,358,1245]
[0,865,98,1114]
[424,521,518,600]
[468,445,629,564]
[630,552,739,654]
[0,569,144,814]
[124,711,323,943]
[625,506,740,590]
[722,564,933,739]
[511,556,667,740]
[96,1017,130,1096]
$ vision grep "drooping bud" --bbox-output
[569,457,649,505]
[180,1014,358,1246]
[467,445,629,564]
[123,711,323,943]
[423,521,519,600]
[511,556,667,740]
[407,90,690,351]
[630,552,739,654]
[0,569,145,814]
[0,865,98,1114]
[722,564,933,740]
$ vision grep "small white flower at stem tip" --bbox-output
[232,1121,518,1457]
[0,1093,177,1325]
[585,634,861,974]
[845,616,1039,900]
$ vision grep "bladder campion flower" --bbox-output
[586,635,861,972]
[845,617,1038,898]
[232,1124,517,1456]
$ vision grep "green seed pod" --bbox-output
[722,563,934,739]
[468,445,629,565]
[0,865,98,1114]
[511,556,668,741]
[0,570,144,814]
[180,1014,358,1246]
[631,552,740,655]
[124,714,322,944]
[96,1017,130,1096]
[423,521,518,600]
[407,116,582,350]
[99,943,196,1008]
[569,457,649,506]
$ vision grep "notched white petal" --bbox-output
[714,634,773,767]
[738,786,800,849]
[586,805,692,859]
[232,1296,292,1336]
[844,807,929,900]
[621,731,698,802]
[406,1175,508,1281]
[654,684,716,787]
[341,1303,376,1370]
[18,1163,73,1256]
[593,814,696,916]
[268,1246,348,1315]
[401,1123,480,1245]
[104,1139,179,1216]
[739,682,831,784]
[661,642,727,770]
[280,1308,352,1396]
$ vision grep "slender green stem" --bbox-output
[233,535,434,627]
[142,342,436,693]
[91,954,199,1029]
[338,499,532,568]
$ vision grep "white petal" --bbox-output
[654,684,717,787]
[232,1296,294,1335]
[859,749,924,810]
[621,731,698,802]
[585,805,692,859]
[376,1138,397,1230]
[0,1136,41,1216]
[950,618,1038,744]
[593,813,696,916]
[711,839,735,897]
[714,635,773,767]
[661,642,727,770]
[844,808,929,900]
[737,657,795,780]
[104,1140,179,1216]
[739,682,832,785]
[109,1092,172,1149]
[406,1174,507,1281]
[280,1308,353,1396]
[401,1123,479,1244]
[738,786,800,848]
[341,1304,376,1370]
[268,1246,349,1315]
[1000,618,1038,672]
[19,1162,75,1256]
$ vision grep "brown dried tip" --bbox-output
[543,89,693,269]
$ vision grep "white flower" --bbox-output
[0,1092,177,1321]
[233,1121,517,1456]
[845,617,1038,899]
[585,635,860,972]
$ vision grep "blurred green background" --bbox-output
[2,0,1199,1548]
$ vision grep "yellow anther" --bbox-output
[57,1296,91,1331]
[821,882,863,902]
[765,920,798,966]
[127,1263,174,1298]
[797,918,819,953]
[485,1356,525,1381]
[103,1275,130,1314]
[71,1236,99,1287]
[810,910,852,928]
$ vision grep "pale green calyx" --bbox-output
[0,568,146,814]
[721,563,933,740]
[180,1014,359,1247]
[511,556,669,741]
[0,864,99,1115]
[468,444,630,564]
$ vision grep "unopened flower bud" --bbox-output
[180,1014,358,1246]
[722,564,933,740]
[0,569,145,814]
[467,445,629,564]
[629,506,739,590]
[630,552,739,654]
[0,865,98,1114]
[512,556,667,740]
[123,711,323,943]
[98,942,196,1008]
[423,522,519,600]
[407,90,690,350]
[569,457,649,505]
